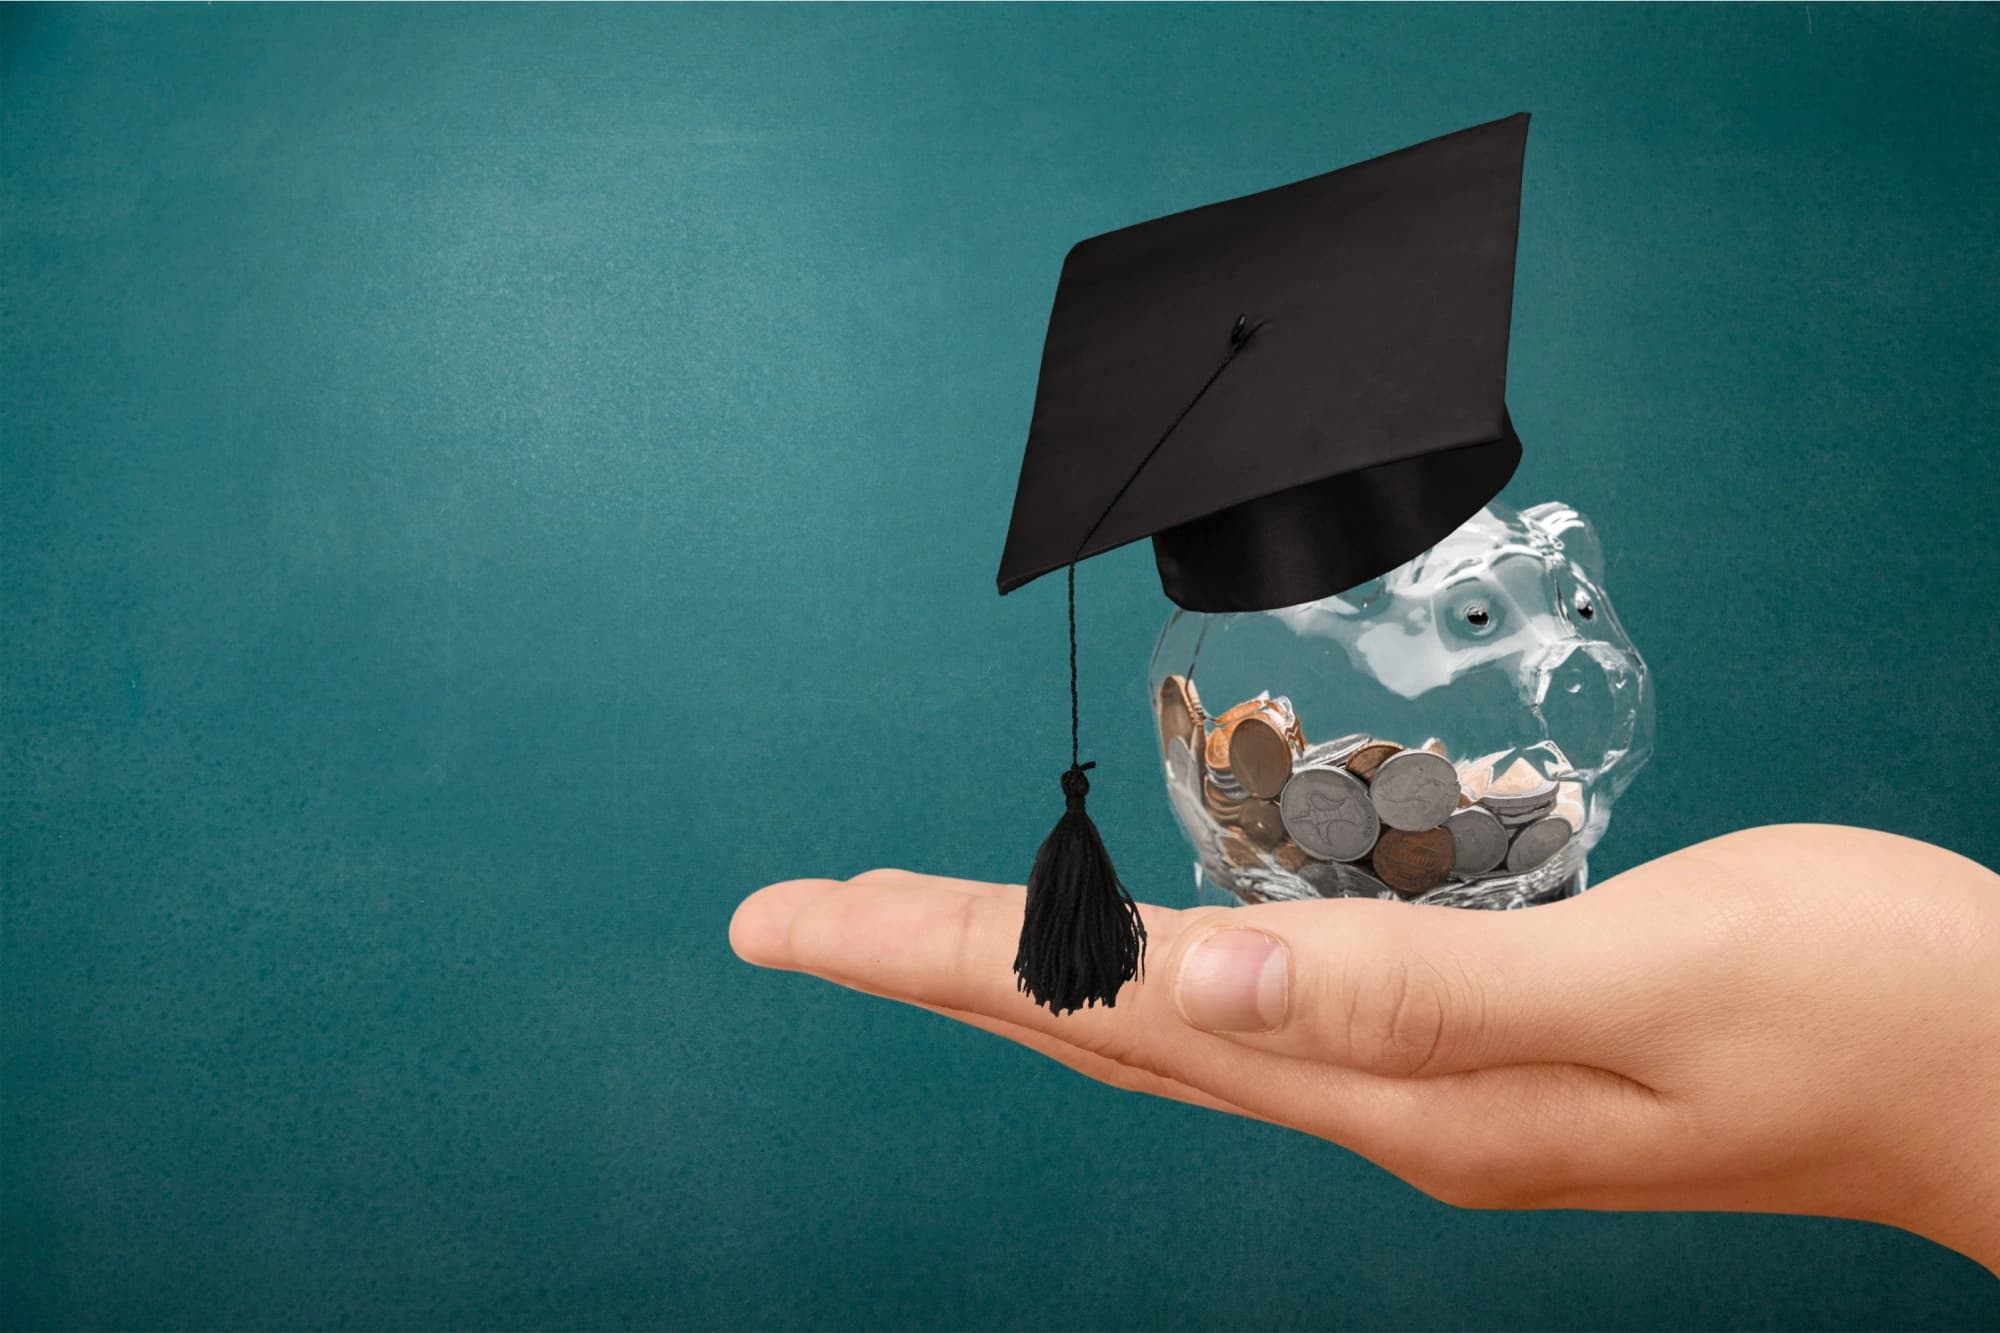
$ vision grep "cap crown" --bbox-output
[998,113,1530,611]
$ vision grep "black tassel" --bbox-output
[1010,318,1261,1014]
[1013,762,1147,1014]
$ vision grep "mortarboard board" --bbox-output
[999,114,1533,1015]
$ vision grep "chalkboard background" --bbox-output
[5,4,1997,1328]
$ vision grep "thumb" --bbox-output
[1159,894,1646,1077]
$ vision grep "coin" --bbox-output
[1420,737,1449,758]
[1202,774,1247,821]
[1343,858,1405,899]
[1204,724,1234,775]
[1454,750,1508,801]
[1278,765,1379,862]
[1271,839,1313,872]
[1495,799,1557,827]
[1293,859,1352,898]
[1520,739,1575,777]
[1207,759,1249,802]
[1480,757,1558,813]
[1221,828,1263,869]
[1229,713,1295,799]
[1445,805,1509,876]
[1344,741,1402,781]
[1373,826,1456,894]
[1213,694,1272,728]
[1239,798,1285,849]
[1166,760,1219,854]
[1553,779,1585,828]
[1155,675,1204,756]
[1369,750,1460,831]
[1300,734,1369,769]
[1506,814,1575,872]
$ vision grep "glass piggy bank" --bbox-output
[1150,500,1654,909]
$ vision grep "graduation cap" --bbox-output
[999,113,1532,1014]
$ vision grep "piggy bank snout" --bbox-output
[1530,637,1646,773]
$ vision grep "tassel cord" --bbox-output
[1060,313,1266,773]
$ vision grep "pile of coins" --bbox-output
[1156,674,1586,904]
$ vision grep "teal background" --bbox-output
[5,3,1998,1328]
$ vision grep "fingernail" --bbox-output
[1175,928,1289,1033]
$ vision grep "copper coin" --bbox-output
[1271,840,1313,872]
[1202,774,1246,822]
[1373,826,1456,895]
[1229,714,1295,799]
[1214,695,1272,728]
[1204,723,1236,776]
[1182,674,1207,724]
[1345,741,1402,782]
[1220,828,1262,869]
[1239,798,1285,849]
[1155,675,1204,756]
[1481,757,1557,814]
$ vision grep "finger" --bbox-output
[1161,892,1662,1077]
[732,872,1027,969]
[735,877,1265,1118]
[772,872,1438,1159]
[731,878,844,967]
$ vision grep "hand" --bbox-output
[730,824,2000,1273]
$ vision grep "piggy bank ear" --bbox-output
[1521,501,1606,576]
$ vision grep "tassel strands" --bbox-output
[1012,315,1265,1014]
[1014,762,1146,1013]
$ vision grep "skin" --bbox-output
[730,824,2000,1274]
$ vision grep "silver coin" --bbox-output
[1166,748,1218,834]
[1295,858,1394,899]
[1292,859,1352,898]
[1297,734,1369,770]
[1368,750,1460,831]
[1480,771,1559,814]
[1445,805,1509,876]
[1278,766,1379,862]
[1506,814,1575,872]
[1344,863,1399,899]
[1208,764,1249,801]
[1492,794,1558,826]
[1225,863,1312,903]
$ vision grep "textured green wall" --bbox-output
[5,4,1997,1328]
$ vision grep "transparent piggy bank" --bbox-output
[1150,500,1654,909]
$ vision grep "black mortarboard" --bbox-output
[999,114,1532,1014]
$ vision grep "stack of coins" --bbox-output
[1199,694,1301,851]
[1156,674,1587,904]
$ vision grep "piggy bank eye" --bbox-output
[1442,584,1502,639]
[1574,592,1596,622]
